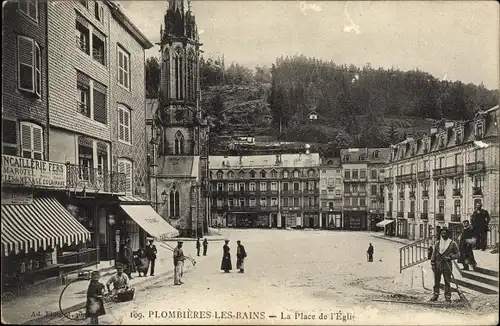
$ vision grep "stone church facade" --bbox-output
[149,0,209,237]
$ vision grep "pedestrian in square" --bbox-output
[86,271,106,325]
[236,240,247,273]
[471,202,491,251]
[173,241,185,285]
[458,220,477,271]
[366,243,374,262]
[196,237,201,256]
[430,228,459,302]
[221,240,232,273]
[203,238,208,256]
[145,238,157,276]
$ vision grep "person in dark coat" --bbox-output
[203,238,208,256]
[144,238,157,276]
[458,220,477,270]
[367,243,374,262]
[86,271,106,325]
[122,239,135,279]
[196,237,201,256]
[430,228,459,302]
[134,248,150,277]
[236,240,247,273]
[221,240,232,273]
[471,202,491,251]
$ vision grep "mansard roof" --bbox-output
[209,153,321,170]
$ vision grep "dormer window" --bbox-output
[216,171,223,180]
[228,170,234,179]
[456,128,463,144]
[249,170,256,178]
[239,170,245,179]
[475,121,484,139]
[411,143,416,156]
[359,154,366,160]
[423,138,429,152]
[344,155,350,162]
[439,134,445,148]
[260,170,267,178]
[373,151,379,158]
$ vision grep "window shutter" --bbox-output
[21,123,32,158]
[32,125,43,160]
[18,36,35,92]
[93,88,107,124]
[35,42,42,97]
[118,108,124,141]
[125,161,132,191]
[124,110,130,142]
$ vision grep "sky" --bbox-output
[118,1,499,90]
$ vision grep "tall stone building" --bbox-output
[150,0,209,237]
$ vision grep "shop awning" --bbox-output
[1,197,91,255]
[120,205,179,240]
[376,219,395,227]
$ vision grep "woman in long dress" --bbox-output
[134,248,150,277]
[458,220,477,270]
[220,240,232,273]
[86,271,106,325]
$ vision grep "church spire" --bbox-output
[168,0,190,14]
[162,0,198,41]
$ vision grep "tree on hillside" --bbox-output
[387,121,399,145]
[255,65,272,83]
[225,63,254,85]
[146,57,161,98]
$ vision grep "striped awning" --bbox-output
[1,197,91,255]
[118,195,150,204]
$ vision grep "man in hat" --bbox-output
[145,238,157,276]
[236,240,247,273]
[196,237,201,257]
[458,220,477,271]
[430,228,459,302]
[106,265,130,293]
[471,202,491,251]
[366,243,374,262]
[203,238,208,256]
[173,241,185,285]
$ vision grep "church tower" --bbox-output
[152,0,209,237]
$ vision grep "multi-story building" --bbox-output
[148,0,210,237]
[341,148,389,230]
[209,153,321,228]
[45,0,155,263]
[319,157,344,229]
[1,1,91,279]
[384,106,499,243]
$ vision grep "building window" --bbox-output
[475,122,484,138]
[18,0,38,22]
[117,106,131,144]
[282,170,288,178]
[454,200,461,215]
[294,197,300,206]
[456,129,462,144]
[371,185,377,195]
[307,169,315,178]
[228,171,234,179]
[17,36,41,97]
[216,198,223,207]
[249,170,256,178]
[96,142,108,176]
[271,170,278,178]
[282,197,289,207]
[118,46,130,90]
[173,49,183,99]
[239,183,245,192]
[249,182,256,191]
[20,121,43,160]
[249,197,256,207]
[227,183,234,191]
[360,170,366,179]
[282,182,289,191]
[228,198,234,207]
[2,119,18,156]
[271,182,278,191]
[260,182,267,191]
[239,170,245,179]
[118,158,133,192]
[216,171,223,180]
[423,200,428,213]
[92,34,105,66]
[271,198,278,206]
[174,131,184,154]
[169,185,180,217]
[344,154,350,162]
[260,197,267,206]
[345,184,350,193]
[371,169,377,179]
[293,170,299,178]
[293,182,300,191]
[308,181,315,191]
[95,1,104,23]
[360,198,366,207]
[261,170,267,178]
[216,183,223,191]
[239,198,245,207]
[438,200,445,214]
[344,170,350,179]
[77,71,107,124]
[76,20,90,55]
[78,137,93,180]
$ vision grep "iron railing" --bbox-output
[433,165,464,179]
[397,211,405,218]
[57,248,99,268]
[399,234,437,273]
[466,161,486,174]
[436,213,445,221]
[451,214,461,222]
[420,213,428,220]
[66,164,127,193]
[452,188,462,196]
[422,190,429,198]
[408,212,415,219]
[417,171,430,180]
[472,187,483,196]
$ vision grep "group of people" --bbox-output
[221,239,247,273]
[120,238,158,279]
[430,203,491,302]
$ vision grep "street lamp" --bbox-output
[161,190,168,204]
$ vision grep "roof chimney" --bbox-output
[445,121,455,129]
[430,127,438,135]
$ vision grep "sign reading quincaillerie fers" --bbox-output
[1,155,67,188]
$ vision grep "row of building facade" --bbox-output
[1,0,175,280]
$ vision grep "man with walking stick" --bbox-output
[430,228,459,302]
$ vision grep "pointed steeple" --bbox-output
[162,0,198,41]
[168,0,190,15]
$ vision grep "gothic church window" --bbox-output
[187,50,195,101]
[169,185,180,217]
[162,49,170,99]
[174,48,183,99]
[174,131,184,154]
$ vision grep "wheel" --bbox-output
[2,292,16,302]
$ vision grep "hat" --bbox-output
[177,241,183,244]
[91,270,101,278]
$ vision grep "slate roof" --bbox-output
[339,148,390,164]
[209,153,321,170]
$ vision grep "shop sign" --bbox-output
[1,155,67,188]
[1,188,33,205]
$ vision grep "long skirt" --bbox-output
[221,256,232,271]
[86,297,105,318]
[236,258,245,270]
[135,257,150,273]
[458,243,477,266]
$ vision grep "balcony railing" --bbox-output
[396,174,415,183]
[409,191,416,199]
[408,212,415,219]
[420,213,428,220]
[433,165,464,179]
[452,188,462,197]
[66,164,126,194]
[451,214,461,222]
[437,189,445,197]
[422,190,429,198]
[303,189,320,195]
[472,187,483,196]
[386,211,393,218]
[397,211,405,218]
[384,177,393,184]
[417,171,430,180]
[466,161,485,174]
[436,213,445,221]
